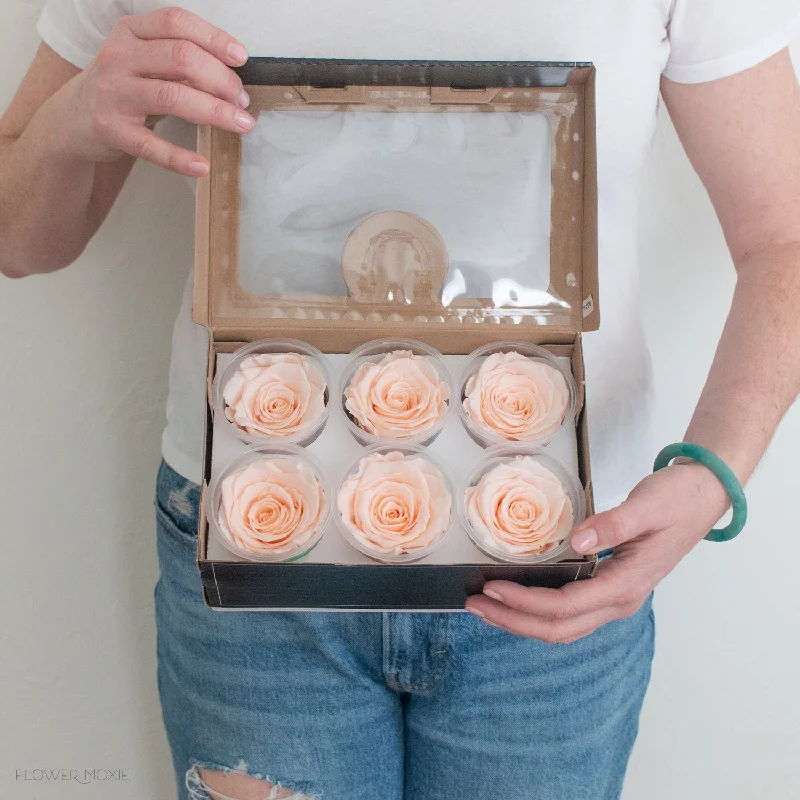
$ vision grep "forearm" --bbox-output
[0,82,131,278]
[684,242,800,484]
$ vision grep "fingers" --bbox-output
[480,567,639,620]
[466,547,652,641]
[135,78,254,132]
[467,597,618,643]
[123,7,248,67]
[78,9,251,173]
[570,491,659,555]
[130,39,248,108]
[111,124,209,177]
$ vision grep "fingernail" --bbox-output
[235,111,255,131]
[467,607,486,619]
[188,159,209,177]
[238,89,250,109]
[228,43,248,64]
[483,588,503,602]
[572,528,598,554]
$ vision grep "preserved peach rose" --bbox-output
[344,351,449,439]
[466,456,573,555]
[463,352,568,441]
[223,353,326,438]
[338,451,451,555]
[219,459,326,556]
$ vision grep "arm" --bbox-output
[467,49,800,640]
[0,8,253,278]
[0,45,129,277]
[664,49,800,485]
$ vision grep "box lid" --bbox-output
[194,58,598,341]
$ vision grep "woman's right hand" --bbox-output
[62,6,253,177]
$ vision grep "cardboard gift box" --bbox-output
[193,58,600,611]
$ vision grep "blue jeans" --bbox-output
[155,459,654,800]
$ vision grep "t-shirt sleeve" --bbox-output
[664,0,800,83]
[37,0,133,69]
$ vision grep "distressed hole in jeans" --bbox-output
[186,762,318,800]
[168,484,196,519]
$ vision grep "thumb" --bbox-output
[570,491,657,555]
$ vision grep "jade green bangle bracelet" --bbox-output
[653,443,747,542]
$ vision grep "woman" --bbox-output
[1,2,799,798]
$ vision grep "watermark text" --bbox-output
[15,768,130,785]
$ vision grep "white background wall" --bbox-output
[1,3,798,798]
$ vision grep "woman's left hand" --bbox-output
[465,462,731,642]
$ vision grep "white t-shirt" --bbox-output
[37,0,800,509]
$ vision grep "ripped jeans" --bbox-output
[155,459,655,800]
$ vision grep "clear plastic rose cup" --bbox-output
[208,444,332,563]
[336,443,456,564]
[457,341,579,449]
[339,338,455,447]
[460,445,586,565]
[214,338,334,447]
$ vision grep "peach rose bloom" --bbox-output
[219,459,326,556]
[466,457,573,556]
[463,352,569,441]
[338,451,451,555]
[345,350,450,439]
[223,353,326,438]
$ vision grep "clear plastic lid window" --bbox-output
[197,61,596,333]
